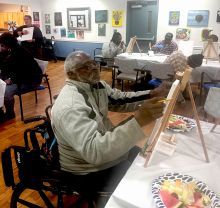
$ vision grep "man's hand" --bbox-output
[134,97,165,127]
[150,82,170,97]
[22,30,28,35]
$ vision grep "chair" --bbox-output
[199,71,220,104]
[112,59,147,91]
[1,106,111,208]
[93,48,114,71]
[204,87,220,132]
[17,59,52,121]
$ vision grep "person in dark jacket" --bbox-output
[0,33,42,121]
[13,15,43,58]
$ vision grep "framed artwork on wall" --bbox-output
[98,23,106,36]
[217,10,220,23]
[187,10,209,27]
[112,10,123,27]
[54,12,62,26]
[33,12,39,21]
[45,25,51,34]
[176,28,190,40]
[169,11,180,25]
[45,14,50,24]
[67,7,91,30]
[95,10,108,23]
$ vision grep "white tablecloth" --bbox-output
[115,53,174,80]
[0,79,6,108]
[105,121,220,208]
[190,60,220,83]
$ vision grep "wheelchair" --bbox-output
[1,105,111,208]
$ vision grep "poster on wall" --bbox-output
[60,27,66,37]
[112,10,123,27]
[54,12,62,26]
[176,28,190,40]
[76,30,84,39]
[68,30,76,38]
[187,10,209,27]
[95,10,108,23]
[45,14,50,24]
[169,11,180,25]
[45,25,51,34]
[217,10,220,22]
[201,28,212,41]
[33,12,39,21]
[98,23,106,36]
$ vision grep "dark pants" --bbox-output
[4,83,38,114]
[64,146,140,206]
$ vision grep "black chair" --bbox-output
[1,105,111,208]
[93,48,114,71]
[199,71,220,104]
[42,37,57,62]
[17,59,52,121]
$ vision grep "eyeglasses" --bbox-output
[74,60,99,71]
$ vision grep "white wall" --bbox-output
[157,0,220,46]
[41,0,127,42]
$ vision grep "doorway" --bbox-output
[126,0,159,52]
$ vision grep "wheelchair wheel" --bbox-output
[10,183,54,208]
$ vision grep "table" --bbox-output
[0,79,6,108]
[115,53,174,80]
[105,121,220,208]
[191,60,220,83]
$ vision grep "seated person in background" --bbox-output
[152,32,178,55]
[0,33,42,121]
[102,32,126,63]
[13,15,43,59]
[51,51,165,205]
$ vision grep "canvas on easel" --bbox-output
[141,68,209,167]
[203,40,220,63]
[126,36,142,55]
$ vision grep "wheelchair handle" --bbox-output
[24,115,47,124]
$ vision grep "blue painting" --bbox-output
[187,10,209,27]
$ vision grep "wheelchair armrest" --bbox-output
[24,115,47,124]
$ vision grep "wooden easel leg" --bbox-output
[210,124,217,132]
[187,83,210,162]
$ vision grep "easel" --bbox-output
[203,39,220,63]
[126,36,142,55]
[141,68,210,167]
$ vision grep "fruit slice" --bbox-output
[160,190,183,208]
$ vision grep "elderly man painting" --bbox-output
[51,51,164,205]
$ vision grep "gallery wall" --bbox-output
[157,0,220,46]
[1,0,220,46]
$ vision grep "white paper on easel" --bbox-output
[21,27,34,41]
[0,79,6,107]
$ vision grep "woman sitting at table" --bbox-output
[102,32,126,65]
[0,33,42,122]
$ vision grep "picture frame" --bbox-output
[67,7,91,31]
[187,10,209,27]
[54,12,62,26]
[95,10,108,23]
[169,11,180,25]
[217,10,220,23]
[176,28,190,40]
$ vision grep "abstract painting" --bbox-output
[187,10,209,27]
[54,12,62,26]
[169,11,180,25]
[95,10,108,23]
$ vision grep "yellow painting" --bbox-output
[112,10,123,27]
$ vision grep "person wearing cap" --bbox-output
[152,32,178,55]
[0,33,42,121]
[51,51,165,204]
[13,15,43,58]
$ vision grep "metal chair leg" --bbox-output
[18,94,24,121]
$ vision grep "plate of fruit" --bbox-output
[152,173,220,208]
[167,114,196,132]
